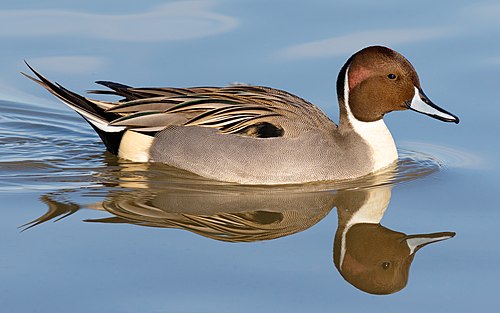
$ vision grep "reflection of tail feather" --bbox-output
[89,202,327,243]
[179,212,291,242]
[20,195,80,231]
[25,189,333,243]
[84,216,133,224]
[151,211,320,243]
[96,192,335,242]
[83,209,291,242]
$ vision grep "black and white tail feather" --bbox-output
[22,62,127,154]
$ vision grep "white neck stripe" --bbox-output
[343,66,398,172]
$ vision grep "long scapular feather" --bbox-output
[105,97,179,113]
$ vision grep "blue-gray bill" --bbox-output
[409,86,460,124]
[405,231,456,254]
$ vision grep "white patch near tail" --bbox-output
[118,130,154,162]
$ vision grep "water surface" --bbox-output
[1,1,500,312]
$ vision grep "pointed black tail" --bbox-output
[22,62,126,154]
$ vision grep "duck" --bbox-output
[23,45,459,184]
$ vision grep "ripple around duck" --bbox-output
[0,100,105,192]
[0,99,443,195]
[400,141,485,170]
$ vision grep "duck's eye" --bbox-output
[382,262,391,270]
[387,73,397,80]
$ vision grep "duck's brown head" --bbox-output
[337,46,459,124]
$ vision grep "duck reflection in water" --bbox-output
[26,162,454,295]
[333,188,454,294]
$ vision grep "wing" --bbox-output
[91,83,337,138]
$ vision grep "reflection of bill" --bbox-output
[333,188,454,294]
[26,163,454,295]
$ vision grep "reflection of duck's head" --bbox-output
[335,223,454,295]
[333,187,455,295]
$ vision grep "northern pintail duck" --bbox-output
[24,46,459,184]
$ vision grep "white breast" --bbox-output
[348,117,398,172]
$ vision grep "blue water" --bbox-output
[1,0,500,312]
